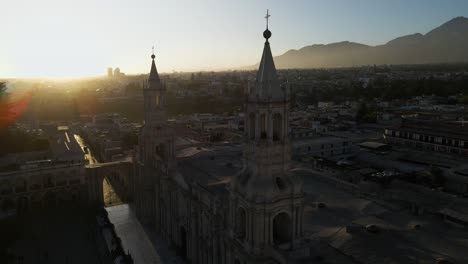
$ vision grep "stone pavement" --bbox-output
[106,204,163,264]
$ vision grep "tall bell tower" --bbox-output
[230,10,304,258]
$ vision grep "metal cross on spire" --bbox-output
[151,46,155,59]
[265,9,271,29]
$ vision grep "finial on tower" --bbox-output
[263,9,272,40]
[151,46,155,60]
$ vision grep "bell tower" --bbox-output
[137,47,175,227]
[141,47,175,165]
[230,10,304,257]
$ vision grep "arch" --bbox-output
[15,177,27,193]
[249,112,256,140]
[102,173,123,207]
[237,207,246,240]
[156,94,160,107]
[260,113,267,139]
[0,179,12,195]
[86,161,131,207]
[180,226,188,260]
[109,171,120,182]
[273,113,282,141]
[273,212,291,245]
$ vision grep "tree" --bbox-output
[356,102,377,123]
[0,82,6,97]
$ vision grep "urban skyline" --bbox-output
[2,4,468,264]
[2,0,468,78]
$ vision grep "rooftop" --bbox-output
[176,144,242,195]
[389,119,468,141]
[296,167,468,264]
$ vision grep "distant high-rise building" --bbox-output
[107,67,113,78]
[114,67,121,77]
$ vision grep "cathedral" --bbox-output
[132,15,309,264]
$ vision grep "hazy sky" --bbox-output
[2,0,467,78]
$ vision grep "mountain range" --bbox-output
[267,16,468,69]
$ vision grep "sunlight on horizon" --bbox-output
[2,0,467,78]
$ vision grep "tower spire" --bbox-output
[250,10,282,101]
[149,45,159,82]
[265,9,270,29]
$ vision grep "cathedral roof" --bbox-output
[176,144,242,195]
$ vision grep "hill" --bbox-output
[270,17,468,69]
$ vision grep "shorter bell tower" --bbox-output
[137,48,175,227]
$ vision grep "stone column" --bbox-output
[268,212,272,245]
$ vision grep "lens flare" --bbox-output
[0,89,32,129]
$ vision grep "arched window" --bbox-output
[273,113,282,141]
[273,212,291,245]
[237,207,246,240]
[156,94,160,107]
[156,144,166,160]
[249,113,256,140]
[260,113,267,139]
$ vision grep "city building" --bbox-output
[384,119,468,156]
[0,160,87,219]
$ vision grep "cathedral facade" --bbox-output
[132,19,309,264]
